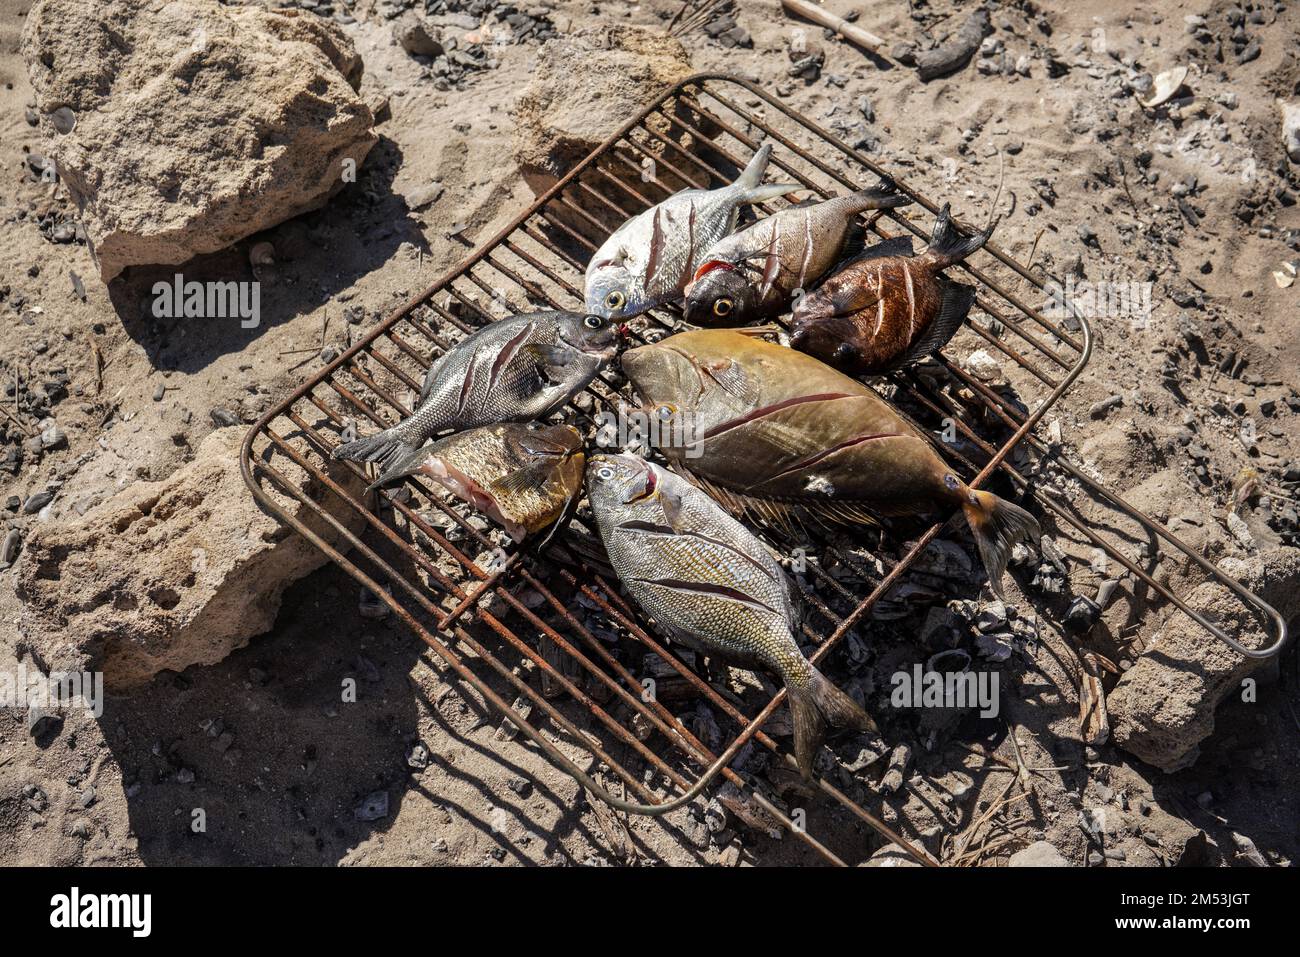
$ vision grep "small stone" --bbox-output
[1009,840,1069,867]
[40,423,67,450]
[22,490,54,514]
[394,18,444,58]
[355,790,389,821]
[407,743,430,770]
[27,704,62,738]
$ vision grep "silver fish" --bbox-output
[683,180,911,326]
[587,453,876,779]
[333,310,619,487]
[584,142,800,321]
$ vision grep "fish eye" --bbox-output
[713,298,733,317]
[596,465,615,481]
[583,314,604,329]
[605,291,626,310]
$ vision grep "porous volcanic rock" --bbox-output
[1108,546,1300,772]
[512,26,694,196]
[16,426,365,689]
[21,0,377,282]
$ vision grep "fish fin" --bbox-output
[658,485,689,533]
[521,342,572,381]
[334,426,419,474]
[533,483,581,550]
[743,182,803,205]
[418,364,439,406]
[363,442,436,494]
[961,490,1042,599]
[799,501,883,531]
[926,203,994,268]
[488,461,554,498]
[896,279,976,367]
[736,142,775,190]
[842,177,913,213]
[703,358,759,405]
[786,667,877,779]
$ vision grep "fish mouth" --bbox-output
[558,329,621,360]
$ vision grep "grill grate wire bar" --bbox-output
[242,75,1287,867]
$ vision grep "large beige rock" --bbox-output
[21,0,377,282]
[512,26,694,196]
[16,427,365,689]
[1108,546,1300,772]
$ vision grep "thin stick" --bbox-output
[781,0,885,54]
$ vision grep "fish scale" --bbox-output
[333,310,618,488]
[585,143,800,320]
[683,182,910,327]
[588,453,876,778]
[621,330,1042,598]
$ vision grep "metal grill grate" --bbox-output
[241,75,1287,866]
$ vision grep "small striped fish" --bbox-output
[584,143,799,321]
[790,203,994,374]
[683,179,910,326]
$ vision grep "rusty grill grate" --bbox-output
[241,75,1287,866]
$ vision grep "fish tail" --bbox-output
[844,176,912,213]
[787,664,878,780]
[735,142,802,204]
[736,142,775,190]
[926,202,994,267]
[961,489,1041,599]
[362,442,436,494]
[334,427,421,483]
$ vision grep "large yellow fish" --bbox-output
[621,329,1040,596]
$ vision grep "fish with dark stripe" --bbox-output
[683,179,912,326]
[332,311,619,488]
[790,203,995,374]
[587,452,877,779]
[584,143,800,321]
[621,329,1040,597]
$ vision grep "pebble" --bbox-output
[22,490,54,514]
[1009,840,1069,866]
[1088,395,1123,419]
[407,743,430,770]
[0,528,21,566]
[39,423,66,450]
[153,383,165,402]
[27,703,61,738]
[355,790,389,822]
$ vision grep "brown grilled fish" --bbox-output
[621,329,1039,596]
[790,204,993,374]
[587,453,876,778]
[682,179,911,326]
[372,423,585,543]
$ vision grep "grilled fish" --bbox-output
[683,180,911,326]
[587,453,876,778]
[584,142,800,321]
[621,329,1039,596]
[333,310,618,487]
[790,204,993,374]
[374,423,585,543]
